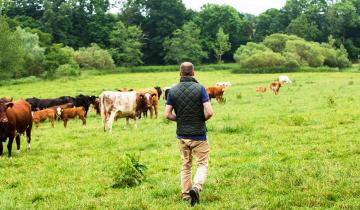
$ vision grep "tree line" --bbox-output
[0,0,359,79]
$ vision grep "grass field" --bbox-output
[1,70,360,209]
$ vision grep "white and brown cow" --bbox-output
[99,91,140,132]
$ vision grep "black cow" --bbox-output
[59,96,75,104]
[26,96,73,111]
[74,95,97,117]
[25,97,40,111]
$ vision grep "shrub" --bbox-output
[112,154,147,188]
[285,39,325,67]
[74,43,114,69]
[335,45,352,69]
[44,44,78,78]
[283,52,301,68]
[327,95,336,107]
[241,51,287,69]
[54,64,80,78]
[263,33,302,52]
[285,115,307,126]
[234,42,271,63]
[236,92,242,99]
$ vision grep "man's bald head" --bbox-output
[180,62,194,77]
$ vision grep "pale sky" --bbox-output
[182,0,287,15]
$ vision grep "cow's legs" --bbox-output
[134,117,138,128]
[125,117,129,129]
[150,107,154,119]
[50,117,54,128]
[154,104,158,118]
[7,135,14,158]
[64,119,68,128]
[107,111,117,132]
[26,124,32,151]
[15,135,20,153]
[81,116,86,127]
[0,141,3,157]
[102,113,108,132]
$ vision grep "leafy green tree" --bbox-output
[326,1,357,40]
[120,0,188,64]
[163,21,207,65]
[15,27,45,77]
[0,16,24,79]
[193,4,252,62]
[286,14,321,41]
[44,44,78,77]
[88,13,117,48]
[213,27,231,63]
[110,21,143,66]
[254,8,288,41]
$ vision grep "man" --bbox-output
[164,62,214,206]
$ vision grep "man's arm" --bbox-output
[164,104,176,121]
[203,101,213,121]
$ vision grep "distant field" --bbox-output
[0,70,360,209]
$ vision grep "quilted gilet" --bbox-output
[170,77,207,136]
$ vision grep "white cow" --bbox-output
[278,75,292,84]
[99,91,139,132]
[215,81,232,88]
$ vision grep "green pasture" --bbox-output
[0,70,360,209]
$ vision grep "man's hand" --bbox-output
[164,105,176,121]
[203,101,213,121]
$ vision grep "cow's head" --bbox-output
[154,87,162,99]
[88,96,97,105]
[56,107,63,117]
[143,93,157,108]
[0,102,13,123]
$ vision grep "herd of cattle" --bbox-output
[0,75,290,158]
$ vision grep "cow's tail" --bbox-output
[99,93,107,131]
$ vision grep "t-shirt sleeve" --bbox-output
[166,91,173,106]
[201,87,209,103]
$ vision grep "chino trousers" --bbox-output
[178,138,210,199]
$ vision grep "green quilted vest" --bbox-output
[170,77,207,136]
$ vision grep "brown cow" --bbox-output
[256,87,267,93]
[0,100,32,158]
[49,103,74,120]
[57,107,86,128]
[270,81,282,95]
[138,88,158,118]
[32,109,56,128]
[207,86,225,102]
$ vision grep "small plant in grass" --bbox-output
[236,92,242,99]
[348,80,354,85]
[327,95,336,107]
[285,114,307,126]
[112,154,147,188]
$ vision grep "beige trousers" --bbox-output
[179,139,210,199]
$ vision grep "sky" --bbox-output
[182,0,287,15]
